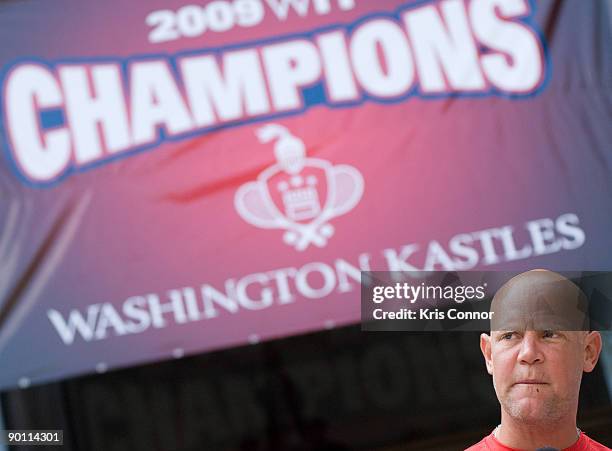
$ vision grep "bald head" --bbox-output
[490,270,589,332]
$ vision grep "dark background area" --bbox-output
[2,328,611,450]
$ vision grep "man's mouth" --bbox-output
[514,380,548,385]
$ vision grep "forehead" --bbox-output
[490,271,589,331]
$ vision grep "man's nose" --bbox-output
[517,333,543,364]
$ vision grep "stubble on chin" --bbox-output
[502,395,562,423]
[498,384,574,424]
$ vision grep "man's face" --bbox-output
[481,270,602,423]
[482,330,589,423]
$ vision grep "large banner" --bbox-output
[0,0,611,390]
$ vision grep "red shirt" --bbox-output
[466,431,611,450]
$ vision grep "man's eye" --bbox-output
[501,332,515,340]
[542,330,558,338]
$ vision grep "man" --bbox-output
[466,270,610,450]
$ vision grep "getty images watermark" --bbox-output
[361,271,612,332]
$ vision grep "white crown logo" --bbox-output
[234,124,364,251]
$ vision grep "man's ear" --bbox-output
[583,331,603,373]
[480,333,493,375]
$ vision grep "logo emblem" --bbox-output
[235,124,364,251]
